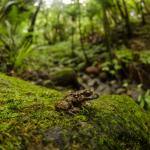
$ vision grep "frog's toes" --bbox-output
[68,107,80,115]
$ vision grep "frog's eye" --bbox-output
[84,90,92,96]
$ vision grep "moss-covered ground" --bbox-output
[0,73,150,150]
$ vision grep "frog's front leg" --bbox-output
[68,107,80,115]
[55,100,72,111]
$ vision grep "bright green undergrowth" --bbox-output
[0,73,150,150]
[26,41,100,72]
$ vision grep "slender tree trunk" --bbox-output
[112,1,120,24]
[71,26,75,56]
[23,0,42,48]
[116,0,125,19]
[102,6,112,61]
[122,0,132,38]
[108,9,118,26]
[77,0,89,64]
[140,0,146,25]
[142,0,150,13]
[90,17,94,35]
[116,0,132,38]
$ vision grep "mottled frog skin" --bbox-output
[55,90,99,114]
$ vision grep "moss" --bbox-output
[0,74,150,150]
[50,68,79,88]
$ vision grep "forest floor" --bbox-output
[8,20,150,106]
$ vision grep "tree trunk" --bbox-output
[102,6,112,61]
[77,0,89,64]
[140,0,146,25]
[116,0,125,19]
[90,17,94,36]
[122,0,132,38]
[23,0,42,48]
[71,25,75,56]
[142,0,150,13]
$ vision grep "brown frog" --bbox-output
[55,89,99,114]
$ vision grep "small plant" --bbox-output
[101,59,121,76]
[14,45,33,70]
[138,90,150,111]
[139,50,150,64]
[115,49,134,64]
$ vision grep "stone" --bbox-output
[0,73,150,150]
[50,68,79,88]
[86,66,99,75]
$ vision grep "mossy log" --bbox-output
[0,74,150,150]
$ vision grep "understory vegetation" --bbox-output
[0,0,150,149]
[0,0,150,107]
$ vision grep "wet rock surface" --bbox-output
[0,74,150,150]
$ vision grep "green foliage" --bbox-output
[138,90,150,111]
[0,0,150,80]
[101,49,134,76]
[139,50,150,64]
[65,3,79,20]
[0,1,32,71]
[96,0,114,9]
[14,45,33,70]
[85,0,100,19]
[101,59,122,75]
[115,49,134,63]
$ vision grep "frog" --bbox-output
[55,89,99,115]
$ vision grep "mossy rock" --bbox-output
[0,74,150,150]
[50,68,79,88]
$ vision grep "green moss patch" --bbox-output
[0,74,150,150]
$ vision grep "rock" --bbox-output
[50,68,79,88]
[37,71,49,80]
[43,79,54,88]
[109,80,117,85]
[81,74,90,83]
[86,66,99,75]
[21,70,39,81]
[115,88,126,94]
[96,83,111,95]
[36,78,43,85]
[127,84,144,100]
[111,84,121,93]
[0,73,150,150]
[99,72,108,82]
[87,78,100,87]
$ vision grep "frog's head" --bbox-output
[81,90,93,97]
[79,89,99,99]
